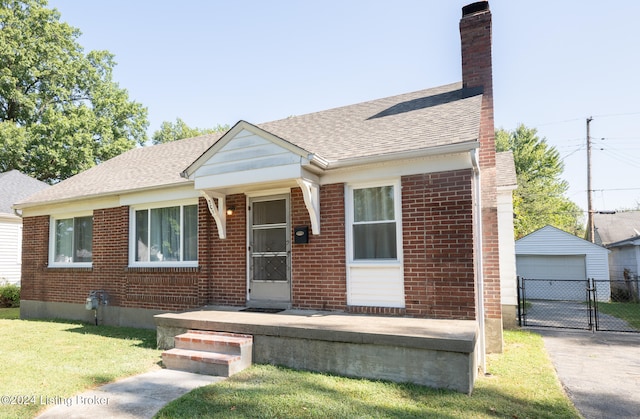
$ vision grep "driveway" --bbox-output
[524,300,636,332]
[532,328,640,419]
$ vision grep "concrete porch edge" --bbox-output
[154,306,479,393]
[154,306,478,353]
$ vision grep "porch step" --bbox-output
[161,331,253,377]
[175,331,253,355]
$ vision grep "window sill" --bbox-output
[348,260,401,267]
[126,265,200,273]
[46,264,93,272]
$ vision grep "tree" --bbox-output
[496,124,583,239]
[0,0,148,183]
[151,118,228,145]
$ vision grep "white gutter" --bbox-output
[12,180,195,211]
[308,140,479,170]
[471,148,486,373]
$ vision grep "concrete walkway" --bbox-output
[36,369,224,419]
[533,328,640,419]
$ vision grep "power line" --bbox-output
[599,147,640,169]
[592,187,640,192]
[599,136,640,141]
[559,145,585,162]
[592,111,640,119]
[534,117,584,127]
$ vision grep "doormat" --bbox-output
[240,308,286,314]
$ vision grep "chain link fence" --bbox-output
[518,277,640,333]
[594,277,640,332]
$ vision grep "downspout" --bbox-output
[471,148,486,373]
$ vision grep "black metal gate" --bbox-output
[517,277,640,333]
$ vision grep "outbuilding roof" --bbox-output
[0,170,49,216]
[16,82,483,208]
[593,211,640,247]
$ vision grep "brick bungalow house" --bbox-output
[16,1,509,353]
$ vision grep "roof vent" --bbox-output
[462,1,489,17]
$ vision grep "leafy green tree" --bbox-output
[0,0,148,183]
[151,118,228,144]
[496,124,583,239]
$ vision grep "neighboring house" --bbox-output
[592,211,640,300]
[496,151,518,327]
[515,225,610,301]
[16,2,508,353]
[0,170,49,285]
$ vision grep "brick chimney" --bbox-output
[460,1,503,354]
[460,1,494,168]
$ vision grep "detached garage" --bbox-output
[516,225,610,302]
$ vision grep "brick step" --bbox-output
[162,331,253,377]
[175,331,253,355]
[162,348,247,377]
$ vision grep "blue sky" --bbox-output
[47,0,640,214]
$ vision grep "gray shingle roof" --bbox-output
[15,135,220,207]
[17,82,483,208]
[0,170,49,214]
[593,211,640,246]
[258,82,481,162]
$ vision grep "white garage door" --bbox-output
[516,255,587,300]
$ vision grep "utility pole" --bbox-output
[587,116,594,243]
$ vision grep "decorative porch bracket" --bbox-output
[201,190,227,239]
[296,178,320,234]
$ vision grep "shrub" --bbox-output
[0,281,20,308]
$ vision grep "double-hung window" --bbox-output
[350,183,399,260]
[50,215,93,267]
[346,180,404,308]
[131,202,198,266]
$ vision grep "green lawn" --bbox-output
[597,301,640,329]
[0,309,161,418]
[0,308,580,419]
[0,306,19,319]
[156,330,580,419]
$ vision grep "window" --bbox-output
[50,216,93,266]
[132,203,197,266]
[349,183,400,260]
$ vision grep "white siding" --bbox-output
[515,225,610,301]
[347,266,405,308]
[608,245,638,281]
[193,130,306,190]
[497,189,517,306]
[0,219,22,285]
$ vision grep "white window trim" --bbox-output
[48,211,94,268]
[345,179,404,266]
[128,199,199,268]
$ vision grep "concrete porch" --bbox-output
[155,306,479,393]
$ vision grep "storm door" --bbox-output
[248,195,291,307]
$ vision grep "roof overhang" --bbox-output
[606,236,640,248]
[182,120,317,180]
[183,119,479,240]
[313,140,479,171]
[0,212,21,222]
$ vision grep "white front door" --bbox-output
[248,195,291,307]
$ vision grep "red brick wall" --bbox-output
[402,170,476,320]
[289,173,475,319]
[460,3,502,322]
[205,194,247,306]
[21,206,206,312]
[291,184,347,310]
[22,171,479,321]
